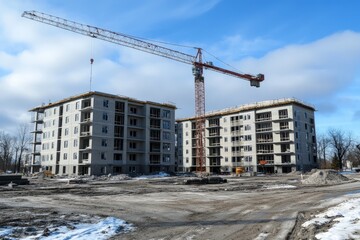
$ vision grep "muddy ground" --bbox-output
[1,173,360,240]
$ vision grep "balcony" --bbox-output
[257,139,273,143]
[275,151,294,155]
[273,117,292,122]
[257,150,274,154]
[255,117,272,122]
[31,128,43,134]
[150,160,161,164]
[80,132,91,137]
[31,140,42,145]
[79,146,91,151]
[280,137,290,142]
[150,113,161,118]
[207,124,221,128]
[230,120,241,126]
[80,106,93,112]
[80,118,92,124]
[256,127,272,133]
[128,109,145,118]
[32,116,44,123]
[150,124,161,129]
[208,143,221,147]
[209,162,221,166]
[258,160,274,165]
[127,147,144,152]
[207,133,221,138]
[208,153,221,158]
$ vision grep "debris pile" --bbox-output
[0,175,29,186]
[301,169,349,185]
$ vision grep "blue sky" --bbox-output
[0,0,360,137]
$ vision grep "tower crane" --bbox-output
[22,10,264,172]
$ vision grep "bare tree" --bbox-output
[317,134,330,168]
[0,131,15,172]
[347,144,360,169]
[14,123,31,173]
[328,129,353,170]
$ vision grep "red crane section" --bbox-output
[22,10,264,173]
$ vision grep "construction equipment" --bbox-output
[22,10,264,172]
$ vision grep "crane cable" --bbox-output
[202,49,244,74]
[89,38,94,92]
[134,36,244,75]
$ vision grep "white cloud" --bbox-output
[239,31,360,97]
[188,31,360,135]
[207,34,279,60]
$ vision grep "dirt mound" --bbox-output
[301,169,349,185]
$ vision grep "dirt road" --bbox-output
[1,174,359,239]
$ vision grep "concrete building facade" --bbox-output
[176,98,317,174]
[29,91,176,175]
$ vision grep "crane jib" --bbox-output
[22,10,196,65]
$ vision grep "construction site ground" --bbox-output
[1,171,360,240]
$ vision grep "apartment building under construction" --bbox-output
[176,98,318,174]
[28,91,176,175]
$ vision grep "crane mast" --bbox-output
[22,10,264,173]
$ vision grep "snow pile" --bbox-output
[302,195,360,239]
[0,216,134,240]
[301,170,349,185]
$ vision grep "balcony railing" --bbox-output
[80,118,92,124]
[257,150,274,154]
[258,160,274,164]
[208,143,221,147]
[257,139,273,143]
[256,127,272,132]
[255,117,271,122]
[150,160,161,164]
[208,124,220,128]
[280,137,290,141]
[80,132,91,137]
[208,133,220,137]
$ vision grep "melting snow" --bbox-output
[254,232,269,240]
[302,194,360,240]
[263,184,297,189]
[0,216,134,240]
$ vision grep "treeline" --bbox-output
[0,124,30,173]
[317,129,360,170]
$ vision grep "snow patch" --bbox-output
[302,195,360,239]
[0,216,134,240]
[254,232,269,240]
[263,184,297,189]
